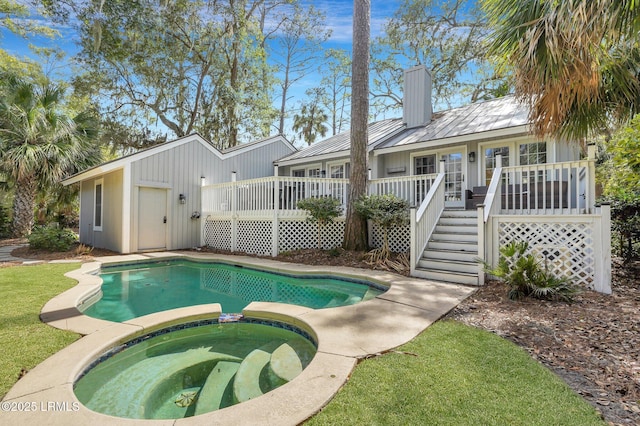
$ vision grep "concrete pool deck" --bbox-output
[0,252,476,425]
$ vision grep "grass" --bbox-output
[0,264,605,425]
[306,320,604,426]
[0,263,82,398]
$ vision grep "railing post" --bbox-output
[477,205,485,286]
[594,203,612,294]
[587,145,597,214]
[231,171,237,252]
[272,177,279,257]
[410,206,417,276]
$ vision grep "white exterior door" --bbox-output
[441,150,466,209]
[138,187,167,251]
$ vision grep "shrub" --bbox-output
[354,194,409,253]
[297,197,342,249]
[484,241,580,302]
[0,205,11,238]
[28,226,77,252]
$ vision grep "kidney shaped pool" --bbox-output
[80,259,387,322]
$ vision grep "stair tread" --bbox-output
[419,257,477,265]
[415,267,477,277]
[425,248,478,254]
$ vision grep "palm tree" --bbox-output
[483,0,640,139]
[292,103,329,146]
[0,75,100,237]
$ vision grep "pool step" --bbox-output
[194,361,240,415]
[269,343,303,382]
[233,341,282,403]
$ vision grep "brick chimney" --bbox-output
[403,65,432,128]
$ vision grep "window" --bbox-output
[414,155,436,203]
[519,142,547,165]
[307,168,321,178]
[484,146,510,185]
[414,155,436,175]
[292,169,305,177]
[519,142,547,183]
[94,179,103,231]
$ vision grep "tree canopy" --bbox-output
[371,0,507,113]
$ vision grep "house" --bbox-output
[62,134,296,253]
[201,65,611,293]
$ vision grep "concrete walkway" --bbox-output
[0,244,31,263]
[0,252,477,426]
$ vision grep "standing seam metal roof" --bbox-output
[276,118,405,162]
[277,96,530,164]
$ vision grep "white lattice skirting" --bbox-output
[369,223,410,253]
[494,215,610,292]
[202,215,408,256]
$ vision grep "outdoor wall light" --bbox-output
[200,176,206,186]
[179,193,187,204]
[468,151,476,163]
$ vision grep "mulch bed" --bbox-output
[5,242,639,425]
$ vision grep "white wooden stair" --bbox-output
[415,209,479,285]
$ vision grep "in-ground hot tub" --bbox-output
[74,316,316,419]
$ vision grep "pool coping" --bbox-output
[0,252,477,425]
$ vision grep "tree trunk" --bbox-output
[11,173,38,237]
[343,0,370,251]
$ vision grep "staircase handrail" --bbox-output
[410,173,445,275]
[483,167,503,223]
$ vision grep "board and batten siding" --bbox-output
[79,170,123,252]
[131,138,294,251]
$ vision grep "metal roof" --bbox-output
[377,96,529,149]
[276,118,404,162]
[277,96,530,164]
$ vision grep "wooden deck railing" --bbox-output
[202,174,439,216]
[499,160,594,215]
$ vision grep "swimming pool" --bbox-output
[74,318,317,419]
[80,260,386,322]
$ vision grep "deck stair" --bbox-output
[415,209,479,285]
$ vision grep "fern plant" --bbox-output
[484,241,580,302]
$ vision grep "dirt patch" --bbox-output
[203,247,411,276]
[10,244,118,261]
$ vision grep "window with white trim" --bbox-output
[484,146,510,185]
[94,179,103,231]
[519,142,547,183]
[414,155,436,175]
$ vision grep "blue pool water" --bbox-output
[81,260,386,322]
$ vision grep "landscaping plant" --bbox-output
[27,225,77,251]
[297,196,342,249]
[354,194,409,272]
[484,241,580,302]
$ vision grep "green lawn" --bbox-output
[0,263,81,398]
[0,264,604,425]
[306,320,604,426]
